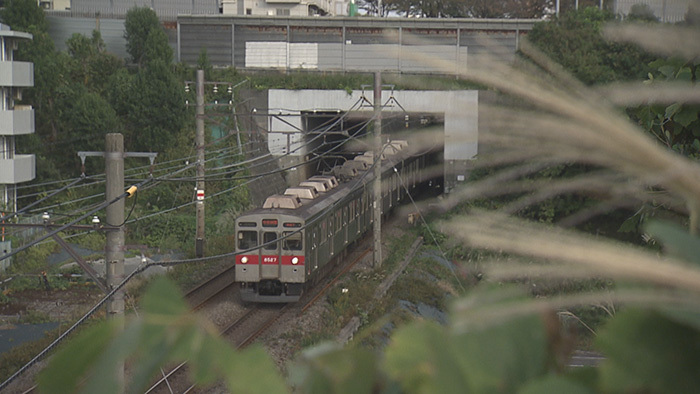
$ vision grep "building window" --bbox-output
[276,8,290,16]
[246,8,252,14]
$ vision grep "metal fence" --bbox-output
[614,0,691,22]
[177,16,536,72]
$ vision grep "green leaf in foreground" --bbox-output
[37,277,286,393]
[385,321,467,394]
[645,220,700,266]
[288,342,379,394]
[518,374,595,394]
[596,308,700,394]
[36,319,121,393]
[385,306,551,394]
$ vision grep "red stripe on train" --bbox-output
[236,255,305,265]
[280,255,305,266]
[235,255,258,265]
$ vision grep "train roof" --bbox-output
[284,186,320,200]
[236,141,421,224]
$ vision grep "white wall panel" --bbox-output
[245,41,287,68]
[289,43,318,69]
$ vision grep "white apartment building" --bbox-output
[0,23,35,271]
[220,0,348,16]
[0,24,35,215]
[38,0,71,10]
[68,0,348,19]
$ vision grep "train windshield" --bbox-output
[263,232,278,250]
[237,231,258,250]
[283,231,303,251]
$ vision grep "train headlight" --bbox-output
[241,256,248,264]
[292,257,299,265]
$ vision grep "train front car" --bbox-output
[235,209,306,302]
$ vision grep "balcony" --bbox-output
[0,108,35,135]
[0,61,34,87]
[0,154,35,184]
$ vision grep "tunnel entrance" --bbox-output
[301,110,442,175]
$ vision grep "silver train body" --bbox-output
[234,141,436,302]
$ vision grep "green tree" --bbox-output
[379,0,552,18]
[627,3,659,22]
[109,60,185,152]
[196,48,213,77]
[66,31,124,93]
[527,7,654,85]
[0,0,46,31]
[124,7,169,67]
[632,58,700,157]
[0,0,74,178]
[61,87,120,144]
[142,26,173,66]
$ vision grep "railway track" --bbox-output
[20,243,373,394]
[144,304,286,394]
[184,265,237,311]
[148,246,372,393]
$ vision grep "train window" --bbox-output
[237,231,257,250]
[283,231,303,251]
[263,232,278,250]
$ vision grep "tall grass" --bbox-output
[393,19,700,328]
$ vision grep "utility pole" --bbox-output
[373,72,382,268]
[105,133,125,389]
[78,135,156,392]
[105,133,125,320]
[185,72,243,257]
[195,69,206,257]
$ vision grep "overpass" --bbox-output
[177,16,537,73]
[45,13,536,73]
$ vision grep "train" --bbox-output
[234,139,440,302]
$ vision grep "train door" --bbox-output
[312,228,318,272]
[389,174,394,208]
[343,206,348,245]
[260,230,280,278]
[329,216,334,257]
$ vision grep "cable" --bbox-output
[0,138,432,391]
[0,177,85,222]
[149,113,378,182]
[15,96,387,243]
[108,190,138,227]
[0,178,152,264]
[124,112,388,224]
[393,165,466,293]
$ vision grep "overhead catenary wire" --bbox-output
[152,110,385,182]
[0,120,423,391]
[0,177,85,222]
[11,95,399,249]
[392,165,466,293]
[0,178,152,264]
[126,112,406,225]
[13,95,379,220]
